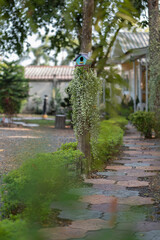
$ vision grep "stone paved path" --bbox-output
[43,124,160,240]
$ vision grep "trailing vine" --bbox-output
[69,67,102,157]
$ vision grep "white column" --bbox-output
[145,57,148,111]
[139,62,142,110]
[133,61,136,112]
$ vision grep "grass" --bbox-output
[18,119,55,126]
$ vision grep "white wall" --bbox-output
[23,80,70,113]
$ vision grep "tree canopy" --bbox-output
[0,0,65,55]
[0,0,147,60]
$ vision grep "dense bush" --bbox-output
[0,219,43,240]
[58,142,77,151]
[129,111,155,138]
[107,116,128,130]
[120,95,134,119]
[0,61,29,117]
[92,120,124,169]
[1,149,83,223]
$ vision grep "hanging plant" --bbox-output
[69,67,102,157]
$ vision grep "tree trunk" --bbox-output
[81,0,94,53]
[78,0,94,177]
[148,0,160,136]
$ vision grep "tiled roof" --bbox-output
[111,32,149,58]
[25,66,74,80]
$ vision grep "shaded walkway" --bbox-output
[44,124,160,240]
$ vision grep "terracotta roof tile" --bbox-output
[25,66,74,80]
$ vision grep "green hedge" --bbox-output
[1,149,83,223]
[107,116,128,130]
[58,117,127,170]
[0,219,43,240]
[129,111,155,138]
[92,119,124,169]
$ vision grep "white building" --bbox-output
[24,65,74,113]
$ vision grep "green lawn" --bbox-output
[15,119,55,126]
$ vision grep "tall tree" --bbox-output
[77,0,94,175]
[0,61,29,118]
[148,0,160,136]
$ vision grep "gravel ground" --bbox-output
[0,125,75,174]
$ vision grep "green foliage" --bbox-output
[0,0,65,55]
[102,68,129,118]
[0,61,29,117]
[0,0,145,60]
[61,88,72,120]
[92,120,124,169]
[55,88,62,114]
[120,95,134,119]
[107,116,128,130]
[1,149,83,223]
[58,142,78,151]
[32,94,42,114]
[129,111,155,138]
[69,67,102,142]
[0,219,43,240]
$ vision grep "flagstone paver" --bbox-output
[135,222,160,232]
[93,184,126,191]
[58,208,102,221]
[123,162,151,167]
[136,230,160,240]
[105,165,132,170]
[100,189,139,198]
[41,226,87,240]
[117,221,160,232]
[118,196,154,205]
[90,203,130,213]
[136,166,160,171]
[142,151,160,157]
[117,170,157,177]
[81,195,117,204]
[84,179,116,185]
[124,150,146,155]
[70,219,111,230]
[116,180,149,187]
[123,158,159,162]
[81,195,153,206]
[106,175,139,181]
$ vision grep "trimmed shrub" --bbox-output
[0,219,43,240]
[58,142,78,151]
[92,120,124,169]
[107,116,128,130]
[1,149,83,223]
[129,111,155,138]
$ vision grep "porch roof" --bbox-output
[25,65,74,80]
[110,32,149,63]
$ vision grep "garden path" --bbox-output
[43,124,160,240]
